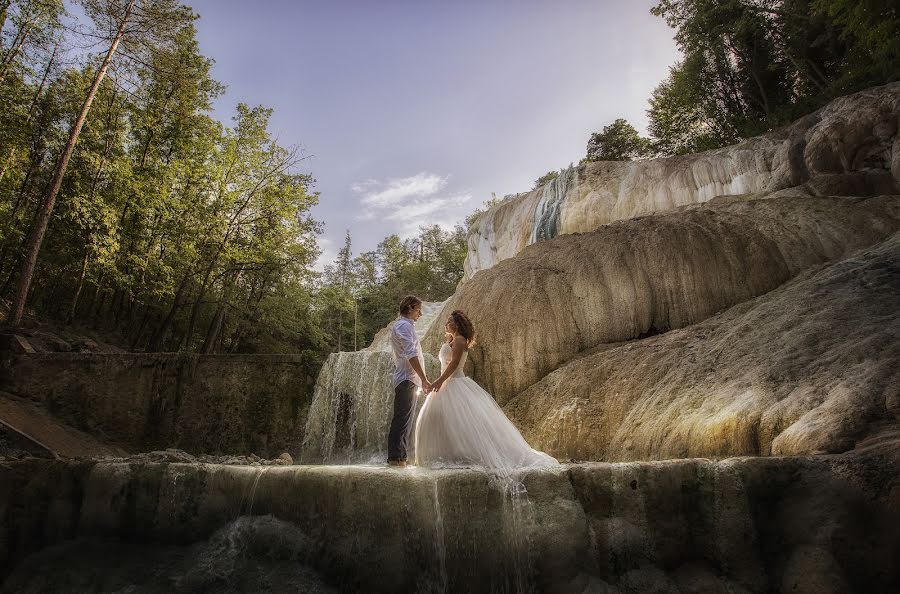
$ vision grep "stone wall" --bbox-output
[0,353,316,457]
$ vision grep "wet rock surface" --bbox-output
[1,441,897,593]
[100,448,297,466]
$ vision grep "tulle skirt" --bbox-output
[414,375,559,472]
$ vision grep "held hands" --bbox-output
[430,379,445,393]
[422,380,433,394]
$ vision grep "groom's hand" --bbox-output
[422,380,432,394]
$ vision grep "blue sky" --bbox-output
[184,0,680,268]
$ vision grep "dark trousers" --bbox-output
[387,380,417,461]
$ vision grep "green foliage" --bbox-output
[585,118,651,161]
[533,171,559,189]
[0,1,324,356]
[647,0,900,155]
[810,0,900,89]
[647,58,731,155]
[316,225,468,352]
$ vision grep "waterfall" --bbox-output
[300,301,445,464]
[529,165,574,245]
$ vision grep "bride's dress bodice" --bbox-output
[439,342,467,377]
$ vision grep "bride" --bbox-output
[414,310,559,472]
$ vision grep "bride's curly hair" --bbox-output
[446,309,476,347]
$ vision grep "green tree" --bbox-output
[533,171,559,189]
[809,0,900,90]
[647,59,727,155]
[5,0,195,328]
[0,0,325,357]
[646,0,898,156]
[585,118,651,161]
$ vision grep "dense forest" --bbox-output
[0,0,468,360]
[0,0,896,362]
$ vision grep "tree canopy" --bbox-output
[585,118,651,161]
[0,0,473,361]
[645,0,899,155]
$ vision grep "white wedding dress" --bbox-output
[414,343,559,472]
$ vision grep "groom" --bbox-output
[387,295,431,467]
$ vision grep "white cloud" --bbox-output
[354,172,448,208]
[350,172,473,240]
[384,193,472,221]
[387,193,473,238]
[350,179,379,193]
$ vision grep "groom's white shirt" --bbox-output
[391,316,424,388]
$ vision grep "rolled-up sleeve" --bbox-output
[394,321,419,360]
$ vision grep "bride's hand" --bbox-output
[431,379,444,393]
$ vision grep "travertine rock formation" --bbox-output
[3,445,898,593]
[426,195,900,407]
[466,82,900,277]
[505,231,900,461]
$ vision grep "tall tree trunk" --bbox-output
[200,270,240,354]
[200,302,226,354]
[26,40,59,122]
[183,263,216,351]
[147,270,191,351]
[85,271,104,317]
[0,41,59,274]
[93,287,109,321]
[66,250,90,323]
[0,20,33,83]
[0,0,11,33]
[4,0,135,329]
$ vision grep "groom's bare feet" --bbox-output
[387,459,407,467]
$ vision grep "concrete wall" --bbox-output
[0,353,317,457]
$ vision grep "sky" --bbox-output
[183,0,680,269]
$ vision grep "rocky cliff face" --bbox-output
[505,230,900,461]
[427,194,900,409]
[428,84,900,465]
[466,82,900,277]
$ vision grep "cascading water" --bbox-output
[300,302,444,464]
[529,165,574,245]
[431,478,449,594]
[298,297,549,590]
